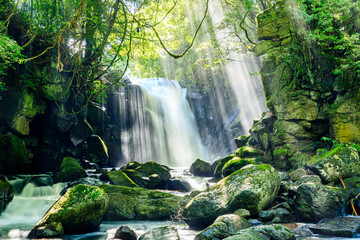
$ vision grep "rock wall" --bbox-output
[250,0,360,170]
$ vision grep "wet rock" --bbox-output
[103,170,138,187]
[235,135,250,148]
[234,209,251,219]
[0,133,29,174]
[214,154,235,179]
[85,135,109,166]
[258,208,292,223]
[251,224,296,240]
[121,161,142,170]
[148,174,162,189]
[138,226,180,240]
[99,184,188,220]
[70,119,93,146]
[289,169,307,182]
[28,184,108,238]
[183,164,281,229]
[167,179,192,192]
[0,176,14,213]
[294,183,349,222]
[309,216,360,237]
[224,228,269,240]
[54,157,87,183]
[113,225,137,240]
[136,162,171,184]
[194,214,250,240]
[295,175,322,185]
[222,157,260,177]
[190,159,212,177]
[249,219,264,226]
[307,146,360,183]
[211,158,221,175]
[235,146,264,158]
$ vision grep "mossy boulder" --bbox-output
[1,89,46,135]
[0,176,14,214]
[136,162,171,183]
[0,133,29,174]
[190,159,212,177]
[214,154,235,179]
[224,224,295,240]
[121,161,142,170]
[294,183,349,222]
[222,157,259,177]
[138,226,180,240]
[28,184,108,238]
[223,228,269,240]
[306,146,360,183]
[194,214,250,240]
[235,146,263,158]
[41,68,71,103]
[113,225,137,240]
[235,135,250,148]
[103,170,138,187]
[99,184,189,221]
[183,164,281,229]
[54,157,86,183]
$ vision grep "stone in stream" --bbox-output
[138,226,180,240]
[102,170,138,187]
[99,184,189,220]
[194,214,251,240]
[113,225,137,240]
[28,184,108,238]
[258,208,293,223]
[167,179,192,192]
[190,159,212,177]
[183,164,281,229]
[309,216,360,237]
[223,224,296,240]
[53,157,87,183]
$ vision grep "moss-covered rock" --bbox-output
[294,183,349,222]
[194,214,250,240]
[224,224,295,240]
[183,164,281,229]
[40,67,71,103]
[136,162,171,183]
[0,133,29,174]
[306,146,360,183]
[138,226,180,240]
[190,159,212,177]
[222,157,260,177]
[214,154,235,179]
[1,89,46,135]
[54,157,86,183]
[121,161,142,170]
[85,135,109,166]
[235,146,264,158]
[103,170,138,187]
[69,119,93,146]
[99,184,188,221]
[223,228,269,240]
[235,135,250,148]
[28,184,108,238]
[0,176,14,214]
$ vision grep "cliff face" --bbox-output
[250,0,360,170]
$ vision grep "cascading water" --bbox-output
[118,78,209,167]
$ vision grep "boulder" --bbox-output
[138,226,180,240]
[28,184,108,238]
[99,184,188,221]
[41,67,71,103]
[136,162,171,184]
[235,146,263,158]
[0,133,29,174]
[309,216,360,238]
[54,157,87,183]
[103,170,138,187]
[306,146,360,183]
[214,154,235,179]
[294,183,349,222]
[85,135,109,166]
[289,169,307,182]
[190,159,212,177]
[234,209,251,219]
[121,161,142,170]
[0,176,14,213]
[167,179,192,192]
[222,157,259,177]
[224,224,295,240]
[183,164,281,229]
[194,214,250,240]
[113,225,137,240]
[234,135,250,148]
[70,119,93,146]
[258,208,292,223]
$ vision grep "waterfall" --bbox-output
[118,78,209,167]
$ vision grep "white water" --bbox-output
[119,78,209,167]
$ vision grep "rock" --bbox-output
[121,161,142,170]
[85,135,109,166]
[222,157,260,177]
[0,133,29,174]
[54,157,87,183]
[138,226,180,240]
[235,135,250,148]
[1,89,46,135]
[190,159,212,177]
[251,224,296,240]
[294,183,349,222]
[194,214,251,240]
[104,170,138,187]
[223,228,269,240]
[99,184,188,220]
[41,68,71,103]
[113,225,137,240]
[289,169,307,182]
[70,119,93,146]
[167,179,192,192]
[234,209,251,219]
[211,158,221,175]
[235,146,263,158]
[148,174,162,189]
[0,176,14,213]
[258,208,292,223]
[183,164,281,229]
[249,113,275,152]
[306,146,360,183]
[214,154,235,179]
[249,219,264,226]
[121,169,149,188]
[274,95,319,121]
[309,216,360,238]
[136,162,171,184]
[28,184,108,238]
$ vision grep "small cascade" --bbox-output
[118,78,209,167]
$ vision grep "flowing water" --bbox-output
[118,78,209,167]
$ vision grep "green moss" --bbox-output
[107,170,138,187]
[54,157,86,183]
